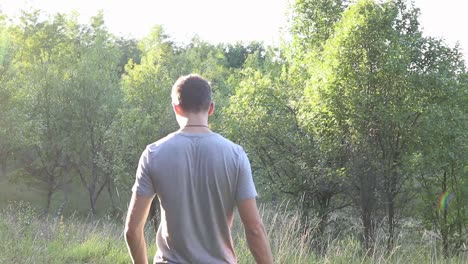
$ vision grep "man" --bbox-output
[124,74,273,264]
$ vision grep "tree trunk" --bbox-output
[385,162,398,252]
[90,197,97,216]
[89,186,97,215]
[441,170,449,259]
[386,170,396,251]
[107,178,116,212]
[362,209,374,253]
[87,179,108,216]
[387,197,395,251]
[44,188,53,216]
[358,160,377,254]
[316,191,332,253]
[442,215,449,259]
[0,157,7,178]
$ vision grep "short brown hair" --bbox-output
[171,74,212,113]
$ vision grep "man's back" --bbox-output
[125,74,272,264]
[132,131,257,263]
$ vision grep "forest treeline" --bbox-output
[0,0,466,258]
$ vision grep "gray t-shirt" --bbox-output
[132,131,257,264]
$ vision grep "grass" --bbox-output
[234,201,467,263]
[1,200,466,264]
[0,201,130,264]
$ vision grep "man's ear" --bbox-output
[173,102,183,116]
[208,101,215,116]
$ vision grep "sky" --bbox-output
[1,0,467,60]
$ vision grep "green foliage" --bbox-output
[221,41,265,69]
[1,0,467,259]
[0,18,25,176]
[292,0,467,254]
[4,10,125,214]
[223,54,348,246]
[291,0,349,49]
[6,11,82,211]
[59,13,125,215]
[407,48,468,256]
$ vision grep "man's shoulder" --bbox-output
[145,132,179,153]
[209,133,246,154]
[143,131,246,155]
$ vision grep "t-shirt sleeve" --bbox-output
[235,148,257,202]
[132,147,156,197]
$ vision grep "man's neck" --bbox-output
[177,116,211,134]
[179,126,211,134]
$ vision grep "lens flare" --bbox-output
[438,192,454,211]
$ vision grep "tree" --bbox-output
[0,14,24,177]
[8,11,79,214]
[221,41,265,69]
[408,39,467,257]
[114,26,178,226]
[65,13,122,215]
[115,36,141,76]
[303,0,443,250]
[290,0,349,50]
[118,26,177,181]
[224,50,350,252]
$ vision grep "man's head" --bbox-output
[171,74,212,114]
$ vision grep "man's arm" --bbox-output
[238,198,273,264]
[125,192,153,264]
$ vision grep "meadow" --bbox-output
[1,199,466,264]
[1,1,467,262]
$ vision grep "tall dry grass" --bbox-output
[233,201,467,264]
[0,200,466,263]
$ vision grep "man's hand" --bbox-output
[238,198,273,264]
[125,192,153,264]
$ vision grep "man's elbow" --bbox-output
[244,221,266,237]
[124,225,141,242]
